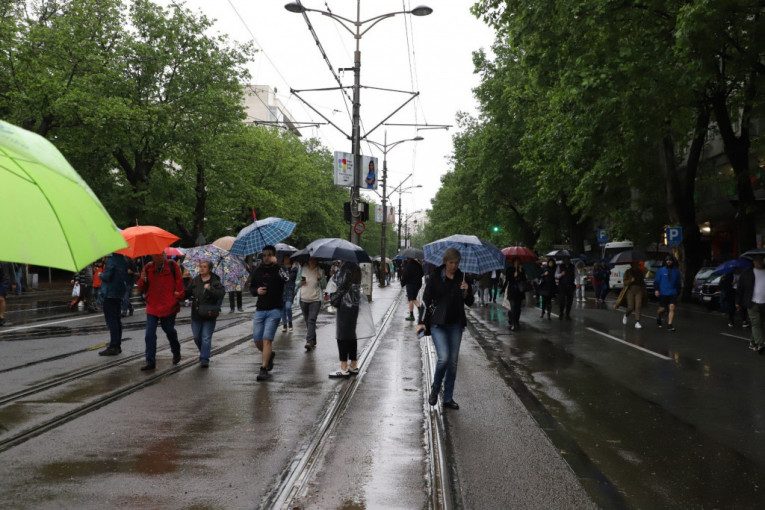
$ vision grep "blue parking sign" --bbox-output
[666,227,682,248]
[597,229,609,246]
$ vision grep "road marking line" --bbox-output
[586,327,672,360]
[0,308,145,334]
[721,332,749,342]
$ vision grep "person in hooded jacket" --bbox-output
[538,259,557,320]
[417,248,474,410]
[329,261,362,378]
[504,257,527,330]
[98,253,128,356]
[187,260,225,367]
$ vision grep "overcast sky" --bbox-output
[157,0,496,218]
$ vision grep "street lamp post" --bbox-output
[284,1,432,245]
[367,132,423,286]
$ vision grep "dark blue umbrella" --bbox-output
[292,238,371,264]
[713,258,752,275]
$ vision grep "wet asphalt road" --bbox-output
[0,286,764,508]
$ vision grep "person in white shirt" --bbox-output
[299,258,325,351]
[736,254,765,353]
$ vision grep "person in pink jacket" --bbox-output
[137,254,185,370]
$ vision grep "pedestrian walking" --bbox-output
[654,255,682,332]
[555,256,578,320]
[620,261,646,329]
[401,257,424,320]
[538,259,556,320]
[69,264,96,312]
[228,286,243,313]
[0,261,15,326]
[591,262,605,306]
[490,269,500,302]
[721,271,750,328]
[280,254,298,332]
[503,258,528,330]
[98,253,128,356]
[328,262,364,378]
[92,258,105,309]
[14,263,24,295]
[736,254,765,353]
[187,260,225,367]
[299,257,325,351]
[418,248,474,410]
[137,254,185,370]
[575,261,586,302]
[249,245,286,381]
[121,256,137,317]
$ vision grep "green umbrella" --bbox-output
[0,120,126,271]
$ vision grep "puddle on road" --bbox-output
[0,318,192,341]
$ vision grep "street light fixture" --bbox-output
[284,1,432,246]
[366,133,423,285]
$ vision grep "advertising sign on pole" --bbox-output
[333,151,354,186]
[375,204,383,223]
[387,206,395,224]
[358,155,379,190]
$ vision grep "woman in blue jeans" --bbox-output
[188,260,225,367]
[417,248,474,409]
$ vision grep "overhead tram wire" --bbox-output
[223,0,334,146]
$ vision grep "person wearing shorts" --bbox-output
[0,262,15,327]
[401,258,424,321]
[654,255,682,332]
[249,245,286,381]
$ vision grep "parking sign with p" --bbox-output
[666,227,682,248]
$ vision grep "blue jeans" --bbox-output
[253,308,281,342]
[281,299,293,325]
[431,323,464,403]
[14,267,22,294]
[144,313,180,364]
[191,318,216,362]
[122,280,134,314]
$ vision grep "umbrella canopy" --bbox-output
[713,258,752,275]
[742,248,765,259]
[545,249,571,258]
[115,226,179,258]
[230,217,297,257]
[0,119,127,271]
[183,244,249,292]
[292,238,371,264]
[397,247,425,260]
[164,246,185,258]
[212,236,236,251]
[609,249,647,265]
[275,242,298,255]
[423,234,505,275]
[501,246,538,263]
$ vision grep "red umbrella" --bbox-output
[116,226,180,258]
[164,246,185,257]
[501,246,538,263]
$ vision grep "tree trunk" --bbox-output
[711,82,757,253]
[113,148,154,223]
[559,194,587,256]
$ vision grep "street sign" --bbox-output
[353,221,366,235]
[666,226,682,248]
[597,229,609,246]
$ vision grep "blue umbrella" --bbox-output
[713,258,752,275]
[423,234,505,275]
[230,217,297,257]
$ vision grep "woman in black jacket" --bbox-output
[188,260,225,367]
[538,259,557,320]
[505,257,527,330]
[417,248,474,409]
[329,262,362,378]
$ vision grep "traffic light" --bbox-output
[492,225,500,233]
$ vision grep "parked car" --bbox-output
[644,260,664,299]
[691,267,717,302]
[700,274,722,309]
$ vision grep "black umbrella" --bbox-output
[545,249,570,258]
[292,238,371,264]
[275,243,298,263]
[397,247,424,260]
[609,250,647,265]
[742,248,765,259]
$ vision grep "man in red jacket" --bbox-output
[137,254,185,370]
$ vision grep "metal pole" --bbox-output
[350,0,362,245]
[380,131,388,286]
[397,194,403,252]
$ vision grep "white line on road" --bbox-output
[720,332,749,342]
[0,309,145,334]
[585,327,673,360]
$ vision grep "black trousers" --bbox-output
[229,291,242,310]
[510,296,523,326]
[559,287,574,317]
[541,295,553,315]
[102,298,123,347]
[337,339,357,362]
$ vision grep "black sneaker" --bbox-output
[267,351,275,371]
[238,308,244,312]
[282,325,287,332]
[428,386,439,406]
[128,308,134,316]
[443,400,460,410]
[99,346,121,356]
[758,346,765,356]
[200,360,209,368]
[657,317,663,328]
[667,325,676,332]
[405,314,415,321]
[172,352,181,365]
[749,341,758,351]
[140,363,155,371]
[256,366,270,381]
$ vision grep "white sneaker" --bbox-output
[635,321,642,329]
[622,315,628,325]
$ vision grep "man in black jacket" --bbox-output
[401,258,424,321]
[555,256,579,320]
[249,245,286,381]
[736,254,765,353]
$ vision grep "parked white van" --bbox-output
[602,241,634,290]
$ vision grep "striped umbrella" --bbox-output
[423,234,504,275]
[229,217,297,257]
